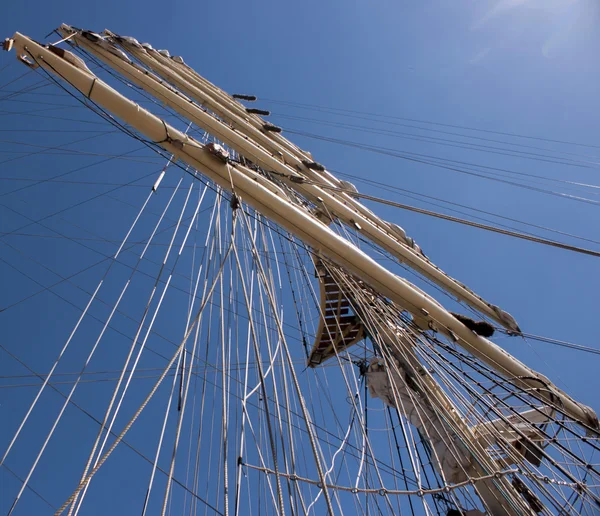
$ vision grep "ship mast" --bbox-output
[4,29,599,515]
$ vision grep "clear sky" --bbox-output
[1,1,599,514]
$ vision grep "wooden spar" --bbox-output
[7,32,598,438]
[57,25,521,334]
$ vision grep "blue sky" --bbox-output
[1,0,600,514]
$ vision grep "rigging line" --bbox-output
[0,143,159,161]
[342,146,600,199]
[140,342,188,516]
[347,189,600,258]
[0,86,66,98]
[305,180,600,258]
[345,184,598,266]
[0,69,34,90]
[0,232,209,245]
[0,149,159,158]
[1,463,56,511]
[0,372,238,389]
[253,218,302,515]
[0,134,124,154]
[230,217,287,515]
[0,79,53,102]
[0,249,177,370]
[261,98,600,151]
[0,104,87,117]
[500,331,600,357]
[180,187,208,516]
[272,112,600,172]
[0,86,164,104]
[333,170,600,247]
[0,359,318,384]
[0,344,225,516]
[0,189,196,314]
[285,129,600,207]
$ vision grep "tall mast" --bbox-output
[4,29,599,515]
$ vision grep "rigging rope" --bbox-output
[309,181,600,259]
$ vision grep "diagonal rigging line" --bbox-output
[0,343,224,516]
[0,80,53,102]
[0,70,34,90]
[333,169,600,247]
[500,331,600,357]
[0,129,111,133]
[0,361,321,388]
[0,249,181,369]
[309,181,600,258]
[286,129,600,206]
[1,463,56,511]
